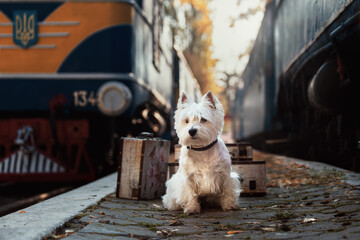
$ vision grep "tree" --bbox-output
[217,72,240,113]
[163,0,217,94]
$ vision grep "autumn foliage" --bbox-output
[181,0,218,94]
[165,0,218,94]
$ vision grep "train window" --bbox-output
[152,0,162,71]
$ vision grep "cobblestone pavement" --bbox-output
[47,152,360,240]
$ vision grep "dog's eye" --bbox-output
[200,118,207,123]
[185,119,189,124]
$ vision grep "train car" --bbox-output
[0,0,201,181]
[233,0,360,171]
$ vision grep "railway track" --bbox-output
[0,182,77,217]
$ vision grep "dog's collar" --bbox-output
[187,139,218,151]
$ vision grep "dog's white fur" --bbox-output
[162,91,241,214]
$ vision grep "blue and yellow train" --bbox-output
[0,0,201,181]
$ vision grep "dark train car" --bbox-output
[0,0,200,181]
[233,0,360,171]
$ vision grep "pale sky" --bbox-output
[210,0,265,77]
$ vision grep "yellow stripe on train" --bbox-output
[0,2,133,73]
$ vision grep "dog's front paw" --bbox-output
[183,202,201,215]
[221,203,238,211]
[220,198,238,211]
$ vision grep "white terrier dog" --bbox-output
[162,91,241,214]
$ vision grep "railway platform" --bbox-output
[1,151,360,240]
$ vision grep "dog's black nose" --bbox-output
[188,128,197,137]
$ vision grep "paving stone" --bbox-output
[260,231,321,239]
[76,223,159,238]
[66,232,134,240]
[343,224,360,234]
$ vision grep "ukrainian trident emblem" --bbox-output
[13,11,38,48]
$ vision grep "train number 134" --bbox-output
[73,91,97,107]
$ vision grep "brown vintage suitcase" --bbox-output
[232,160,266,197]
[116,134,170,200]
[167,144,180,180]
[226,143,266,197]
[226,142,253,161]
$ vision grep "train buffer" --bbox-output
[0,152,360,239]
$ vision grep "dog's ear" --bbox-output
[180,92,188,104]
[178,92,189,107]
[202,90,218,109]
